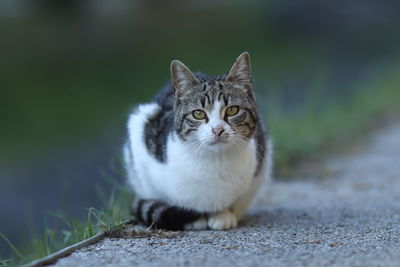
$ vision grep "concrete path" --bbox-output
[53,123,400,267]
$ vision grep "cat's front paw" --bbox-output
[184,218,208,230]
[207,210,238,230]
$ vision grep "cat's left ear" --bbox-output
[225,52,252,86]
[171,59,200,96]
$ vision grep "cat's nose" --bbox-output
[212,126,225,137]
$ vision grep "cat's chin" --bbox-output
[204,140,233,152]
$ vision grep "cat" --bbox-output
[123,52,272,230]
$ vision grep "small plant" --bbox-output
[0,186,132,266]
[0,232,23,266]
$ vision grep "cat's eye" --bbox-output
[192,110,207,120]
[225,106,239,116]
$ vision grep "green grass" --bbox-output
[1,186,132,266]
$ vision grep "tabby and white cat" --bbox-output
[123,52,272,230]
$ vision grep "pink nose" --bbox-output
[212,126,225,136]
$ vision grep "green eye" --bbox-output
[192,110,206,120]
[225,106,239,116]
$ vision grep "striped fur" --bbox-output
[124,52,272,230]
[131,199,201,230]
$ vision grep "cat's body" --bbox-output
[124,53,272,230]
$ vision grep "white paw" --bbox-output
[184,218,208,230]
[207,210,238,230]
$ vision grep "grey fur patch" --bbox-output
[254,120,267,176]
[144,107,174,162]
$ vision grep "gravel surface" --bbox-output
[53,123,400,267]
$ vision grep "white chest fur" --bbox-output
[161,134,257,212]
[126,103,258,213]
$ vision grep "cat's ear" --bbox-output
[170,60,200,96]
[225,52,252,85]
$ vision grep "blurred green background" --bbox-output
[1,0,400,261]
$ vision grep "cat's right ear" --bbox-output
[170,60,200,96]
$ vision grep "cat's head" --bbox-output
[171,52,259,151]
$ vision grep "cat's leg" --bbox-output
[188,148,272,231]
[232,140,273,220]
[186,210,238,230]
[206,169,266,230]
[207,209,238,230]
[184,217,208,230]
[232,165,271,221]
[231,176,263,221]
